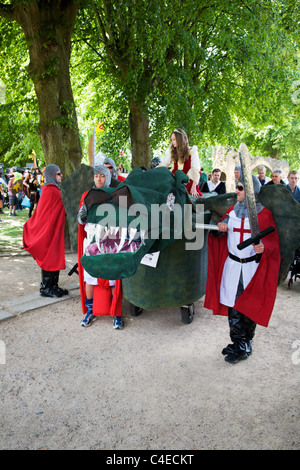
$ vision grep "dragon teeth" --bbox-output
[85,223,97,244]
[140,229,147,244]
[117,227,127,253]
[128,227,137,243]
[89,225,146,254]
[109,226,119,237]
[95,224,105,250]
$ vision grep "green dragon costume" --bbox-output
[61,164,300,321]
[76,166,193,280]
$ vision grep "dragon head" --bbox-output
[80,167,190,279]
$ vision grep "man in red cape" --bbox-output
[23,164,68,297]
[77,164,123,329]
[204,176,280,363]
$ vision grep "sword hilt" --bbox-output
[68,262,79,276]
[237,226,275,250]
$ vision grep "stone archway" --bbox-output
[250,156,289,177]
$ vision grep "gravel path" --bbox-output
[0,253,299,450]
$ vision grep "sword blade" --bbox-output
[238,143,260,237]
[195,223,220,231]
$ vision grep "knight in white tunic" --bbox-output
[204,172,281,364]
[214,176,265,363]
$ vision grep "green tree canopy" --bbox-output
[0,18,43,168]
[73,0,300,168]
[0,0,82,175]
[0,0,299,173]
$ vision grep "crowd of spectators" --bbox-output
[0,165,44,217]
[0,161,299,220]
[198,164,300,203]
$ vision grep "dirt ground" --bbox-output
[0,251,299,450]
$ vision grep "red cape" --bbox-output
[78,191,122,316]
[23,184,66,271]
[204,207,280,327]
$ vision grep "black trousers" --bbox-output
[228,273,257,354]
[228,306,257,354]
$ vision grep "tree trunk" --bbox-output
[6,0,82,176]
[129,100,151,169]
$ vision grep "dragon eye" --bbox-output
[84,189,109,209]
[111,186,133,207]
[84,186,133,210]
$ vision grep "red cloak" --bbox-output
[204,206,280,327]
[78,192,122,317]
[23,184,66,271]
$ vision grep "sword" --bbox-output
[238,143,275,261]
[65,260,79,276]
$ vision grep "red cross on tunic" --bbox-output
[233,217,251,244]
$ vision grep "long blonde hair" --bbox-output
[170,128,190,163]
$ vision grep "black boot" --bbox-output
[40,270,63,298]
[223,314,256,361]
[243,315,257,356]
[224,307,249,364]
[51,271,69,297]
[222,343,235,356]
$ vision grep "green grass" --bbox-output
[0,207,30,253]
